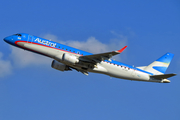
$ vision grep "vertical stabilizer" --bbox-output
[143,53,174,75]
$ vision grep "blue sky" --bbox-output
[0,0,180,120]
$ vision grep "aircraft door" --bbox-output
[28,35,33,43]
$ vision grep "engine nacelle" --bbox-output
[62,53,79,64]
[51,60,71,71]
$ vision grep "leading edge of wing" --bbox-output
[79,46,127,62]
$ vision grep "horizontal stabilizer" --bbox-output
[150,73,176,79]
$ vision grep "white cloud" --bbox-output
[41,32,128,52]
[0,52,12,77]
[42,33,128,61]
[41,33,59,42]
[10,46,52,68]
[59,37,109,53]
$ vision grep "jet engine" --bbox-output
[62,53,79,64]
[51,60,71,71]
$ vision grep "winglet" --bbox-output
[116,46,127,53]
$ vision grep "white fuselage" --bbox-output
[16,41,161,83]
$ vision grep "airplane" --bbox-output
[4,33,176,83]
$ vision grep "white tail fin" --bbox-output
[137,53,174,75]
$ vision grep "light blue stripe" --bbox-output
[153,66,167,74]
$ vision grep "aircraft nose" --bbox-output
[3,36,13,44]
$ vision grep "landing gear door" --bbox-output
[28,35,33,43]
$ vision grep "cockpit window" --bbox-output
[14,34,22,37]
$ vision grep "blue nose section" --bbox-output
[4,36,11,42]
[4,36,13,44]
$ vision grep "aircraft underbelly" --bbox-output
[99,62,150,81]
[17,42,63,58]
